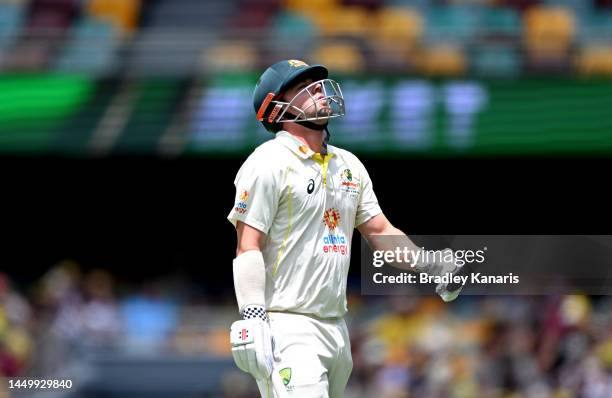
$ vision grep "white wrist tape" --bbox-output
[233,250,266,314]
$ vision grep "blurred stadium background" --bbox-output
[1,0,612,397]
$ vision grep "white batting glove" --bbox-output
[436,279,463,302]
[418,248,464,302]
[230,306,278,381]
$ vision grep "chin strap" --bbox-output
[283,111,328,132]
[322,127,330,155]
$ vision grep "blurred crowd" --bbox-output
[1,261,612,397]
[345,293,612,397]
[1,0,612,76]
[0,261,236,378]
[0,272,32,377]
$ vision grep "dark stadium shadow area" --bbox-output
[0,157,610,286]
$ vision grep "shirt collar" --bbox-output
[275,130,334,160]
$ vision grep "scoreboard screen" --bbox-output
[188,74,612,156]
[0,74,609,156]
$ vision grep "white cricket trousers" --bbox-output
[255,312,353,398]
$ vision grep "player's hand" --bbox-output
[436,280,463,302]
[430,248,464,302]
[230,318,277,380]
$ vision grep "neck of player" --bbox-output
[284,122,326,154]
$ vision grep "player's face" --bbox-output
[284,78,332,124]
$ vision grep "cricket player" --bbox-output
[227,60,462,397]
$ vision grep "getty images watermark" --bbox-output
[362,235,612,296]
[369,246,518,290]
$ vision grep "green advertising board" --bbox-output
[187,75,612,156]
[0,73,610,156]
[0,74,94,152]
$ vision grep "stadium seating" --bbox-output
[366,6,424,71]
[311,41,366,73]
[26,0,80,32]
[425,5,483,44]
[203,41,259,72]
[2,0,612,156]
[0,1,25,50]
[2,0,611,77]
[543,0,594,18]
[141,0,233,30]
[387,0,430,9]
[54,18,119,74]
[481,6,522,38]
[472,45,522,77]
[311,6,372,38]
[374,6,423,47]
[283,0,340,14]
[578,10,612,44]
[86,0,141,36]
[273,10,317,39]
[417,45,467,76]
[576,44,612,76]
[523,6,576,67]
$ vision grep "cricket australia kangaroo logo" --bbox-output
[279,368,292,386]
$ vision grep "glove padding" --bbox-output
[429,248,464,302]
[436,281,463,302]
[230,318,276,380]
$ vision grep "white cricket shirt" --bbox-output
[228,131,382,318]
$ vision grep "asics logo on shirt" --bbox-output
[307,179,315,194]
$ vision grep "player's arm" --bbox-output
[228,155,280,318]
[233,221,268,320]
[358,213,462,302]
[353,162,424,268]
[358,213,421,270]
[230,221,278,380]
[236,221,266,256]
[227,156,281,380]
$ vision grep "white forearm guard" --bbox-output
[232,250,266,315]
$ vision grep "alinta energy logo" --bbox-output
[322,208,348,255]
[234,189,249,214]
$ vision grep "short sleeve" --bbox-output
[355,162,382,227]
[227,154,280,234]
